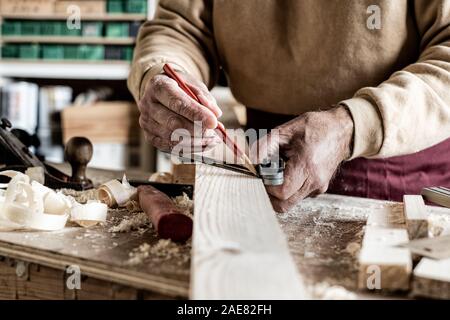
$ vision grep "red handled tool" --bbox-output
[162,64,257,175]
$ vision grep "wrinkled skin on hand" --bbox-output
[251,106,354,213]
[138,72,222,152]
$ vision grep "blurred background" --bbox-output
[0,0,245,174]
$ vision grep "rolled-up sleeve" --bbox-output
[127,0,219,102]
[341,0,450,159]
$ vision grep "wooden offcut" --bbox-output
[358,204,412,291]
[413,258,450,299]
[61,101,139,144]
[190,164,307,299]
[403,195,429,239]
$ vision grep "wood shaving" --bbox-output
[173,193,194,217]
[345,242,361,256]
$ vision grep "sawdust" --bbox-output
[126,239,191,266]
[428,213,450,237]
[107,193,193,233]
[172,192,194,217]
[60,188,98,204]
[345,242,361,256]
[108,212,150,233]
[308,282,357,300]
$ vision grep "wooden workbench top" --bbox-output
[1,164,449,299]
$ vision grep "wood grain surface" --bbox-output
[190,164,307,299]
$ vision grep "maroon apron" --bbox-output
[246,108,450,202]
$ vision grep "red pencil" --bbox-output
[163,64,256,174]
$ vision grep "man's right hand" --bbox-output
[138,72,222,152]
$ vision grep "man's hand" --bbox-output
[251,106,354,213]
[138,72,222,152]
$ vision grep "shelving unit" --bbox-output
[1,36,136,45]
[1,13,146,21]
[0,0,156,79]
[0,59,130,80]
[0,0,158,171]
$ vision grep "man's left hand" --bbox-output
[251,106,354,213]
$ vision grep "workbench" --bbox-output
[0,165,449,300]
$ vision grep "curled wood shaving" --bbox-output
[0,170,106,231]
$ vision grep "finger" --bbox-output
[139,116,174,142]
[270,179,313,213]
[142,132,172,152]
[148,100,195,132]
[266,156,308,201]
[150,75,218,129]
[187,84,223,118]
[150,102,218,140]
[141,116,220,153]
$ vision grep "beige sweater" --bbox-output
[128,0,450,159]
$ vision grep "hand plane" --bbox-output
[0,118,94,190]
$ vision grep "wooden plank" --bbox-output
[358,204,412,291]
[413,258,450,299]
[190,164,307,299]
[403,195,428,239]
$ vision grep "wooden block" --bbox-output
[358,203,412,291]
[54,0,106,15]
[172,163,195,185]
[413,258,450,299]
[0,0,55,15]
[191,164,307,299]
[403,195,429,239]
[61,102,139,144]
[366,205,406,229]
[362,226,409,247]
[358,226,411,291]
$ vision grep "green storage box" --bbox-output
[19,44,40,59]
[126,0,147,14]
[123,46,134,61]
[79,45,104,60]
[64,45,80,60]
[106,22,129,37]
[2,44,19,58]
[60,23,81,36]
[107,0,124,13]
[41,21,63,36]
[42,45,64,60]
[2,21,21,36]
[21,21,41,35]
[82,22,103,37]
